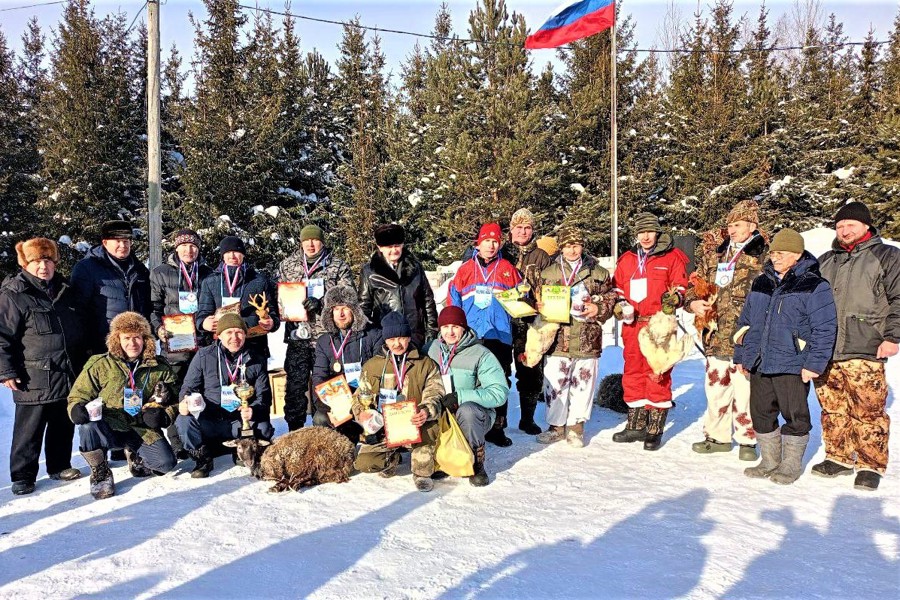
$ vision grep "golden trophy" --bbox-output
[234,364,255,438]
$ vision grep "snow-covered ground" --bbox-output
[0,343,897,599]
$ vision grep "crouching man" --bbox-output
[428,306,508,486]
[312,285,382,443]
[177,313,274,478]
[354,312,443,492]
[67,312,178,500]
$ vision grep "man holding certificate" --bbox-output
[177,314,274,478]
[278,225,355,431]
[312,285,382,442]
[427,306,508,486]
[353,312,444,492]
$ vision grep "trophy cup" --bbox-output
[234,364,255,438]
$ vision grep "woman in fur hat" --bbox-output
[0,238,86,495]
[68,312,178,500]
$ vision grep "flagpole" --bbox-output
[610,20,619,346]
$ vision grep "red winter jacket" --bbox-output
[613,234,689,317]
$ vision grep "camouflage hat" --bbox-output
[726,200,759,225]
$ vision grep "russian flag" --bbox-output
[525,0,616,49]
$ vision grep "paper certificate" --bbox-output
[314,375,354,427]
[163,314,198,353]
[278,282,308,322]
[383,400,422,448]
[540,285,572,323]
[494,287,537,319]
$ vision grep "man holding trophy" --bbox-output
[177,314,273,478]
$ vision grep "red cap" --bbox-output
[476,223,502,245]
[438,305,468,329]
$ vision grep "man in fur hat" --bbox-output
[68,312,178,500]
[278,225,355,431]
[684,199,768,461]
[507,208,552,435]
[177,313,274,478]
[1,238,86,495]
[448,223,521,447]
[312,285,382,442]
[70,220,151,355]
[813,201,900,491]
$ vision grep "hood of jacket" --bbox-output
[321,285,369,334]
[435,327,479,355]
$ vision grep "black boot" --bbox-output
[470,445,489,487]
[189,446,213,479]
[109,448,126,462]
[125,448,153,478]
[643,408,669,451]
[485,417,513,447]
[518,393,543,435]
[612,407,648,443]
[81,449,115,500]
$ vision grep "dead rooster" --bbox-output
[638,311,694,376]
[225,426,356,492]
[688,271,719,346]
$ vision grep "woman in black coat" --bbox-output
[0,239,86,495]
[358,224,438,348]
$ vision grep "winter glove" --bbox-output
[157,326,171,341]
[142,407,170,429]
[303,296,322,315]
[70,403,91,425]
[660,290,682,315]
[613,301,626,320]
[440,392,459,414]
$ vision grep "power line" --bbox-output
[125,1,148,36]
[235,2,890,55]
[0,0,65,13]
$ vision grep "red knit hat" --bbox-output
[476,223,502,245]
[438,306,468,329]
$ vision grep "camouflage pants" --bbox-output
[702,357,755,445]
[814,360,890,474]
[354,419,441,477]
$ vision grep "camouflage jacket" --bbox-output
[506,238,553,351]
[538,254,617,359]
[685,230,768,358]
[360,347,444,422]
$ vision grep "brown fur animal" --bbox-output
[688,271,719,345]
[638,312,694,375]
[225,427,355,492]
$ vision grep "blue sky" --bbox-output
[1,0,898,77]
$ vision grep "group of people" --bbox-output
[0,200,895,499]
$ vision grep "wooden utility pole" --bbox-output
[147,0,162,269]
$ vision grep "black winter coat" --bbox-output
[0,271,86,405]
[179,342,272,423]
[70,245,151,354]
[195,263,280,358]
[358,250,438,347]
[150,253,213,364]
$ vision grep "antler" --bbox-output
[248,292,269,318]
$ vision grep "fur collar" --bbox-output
[368,249,420,286]
[714,231,768,257]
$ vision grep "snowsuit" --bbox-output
[507,239,552,426]
[814,232,900,474]
[0,271,86,484]
[358,250,438,348]
[67,337,178,473]
[278,248,354,430]
[684,230,768,445]
[311,285,382,442]
[195,263,280,359]
[354,347,444,477]
[538,254,617,428]
[176,342,274,449]
[150,253,213,453]
[448,254,521,430]
[613,235,689,409]
[70,245,151,355]
[734,253,837,437]
[427,328,508,451]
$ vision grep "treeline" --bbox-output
[1,0,898,277]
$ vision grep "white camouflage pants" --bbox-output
[702,356,755,445]
[543,356,599,427]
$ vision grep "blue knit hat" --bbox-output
[381,311,412,339]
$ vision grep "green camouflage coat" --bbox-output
[684,230,768,359]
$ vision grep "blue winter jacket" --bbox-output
[734,252,837,375]
[70,245,151,354]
